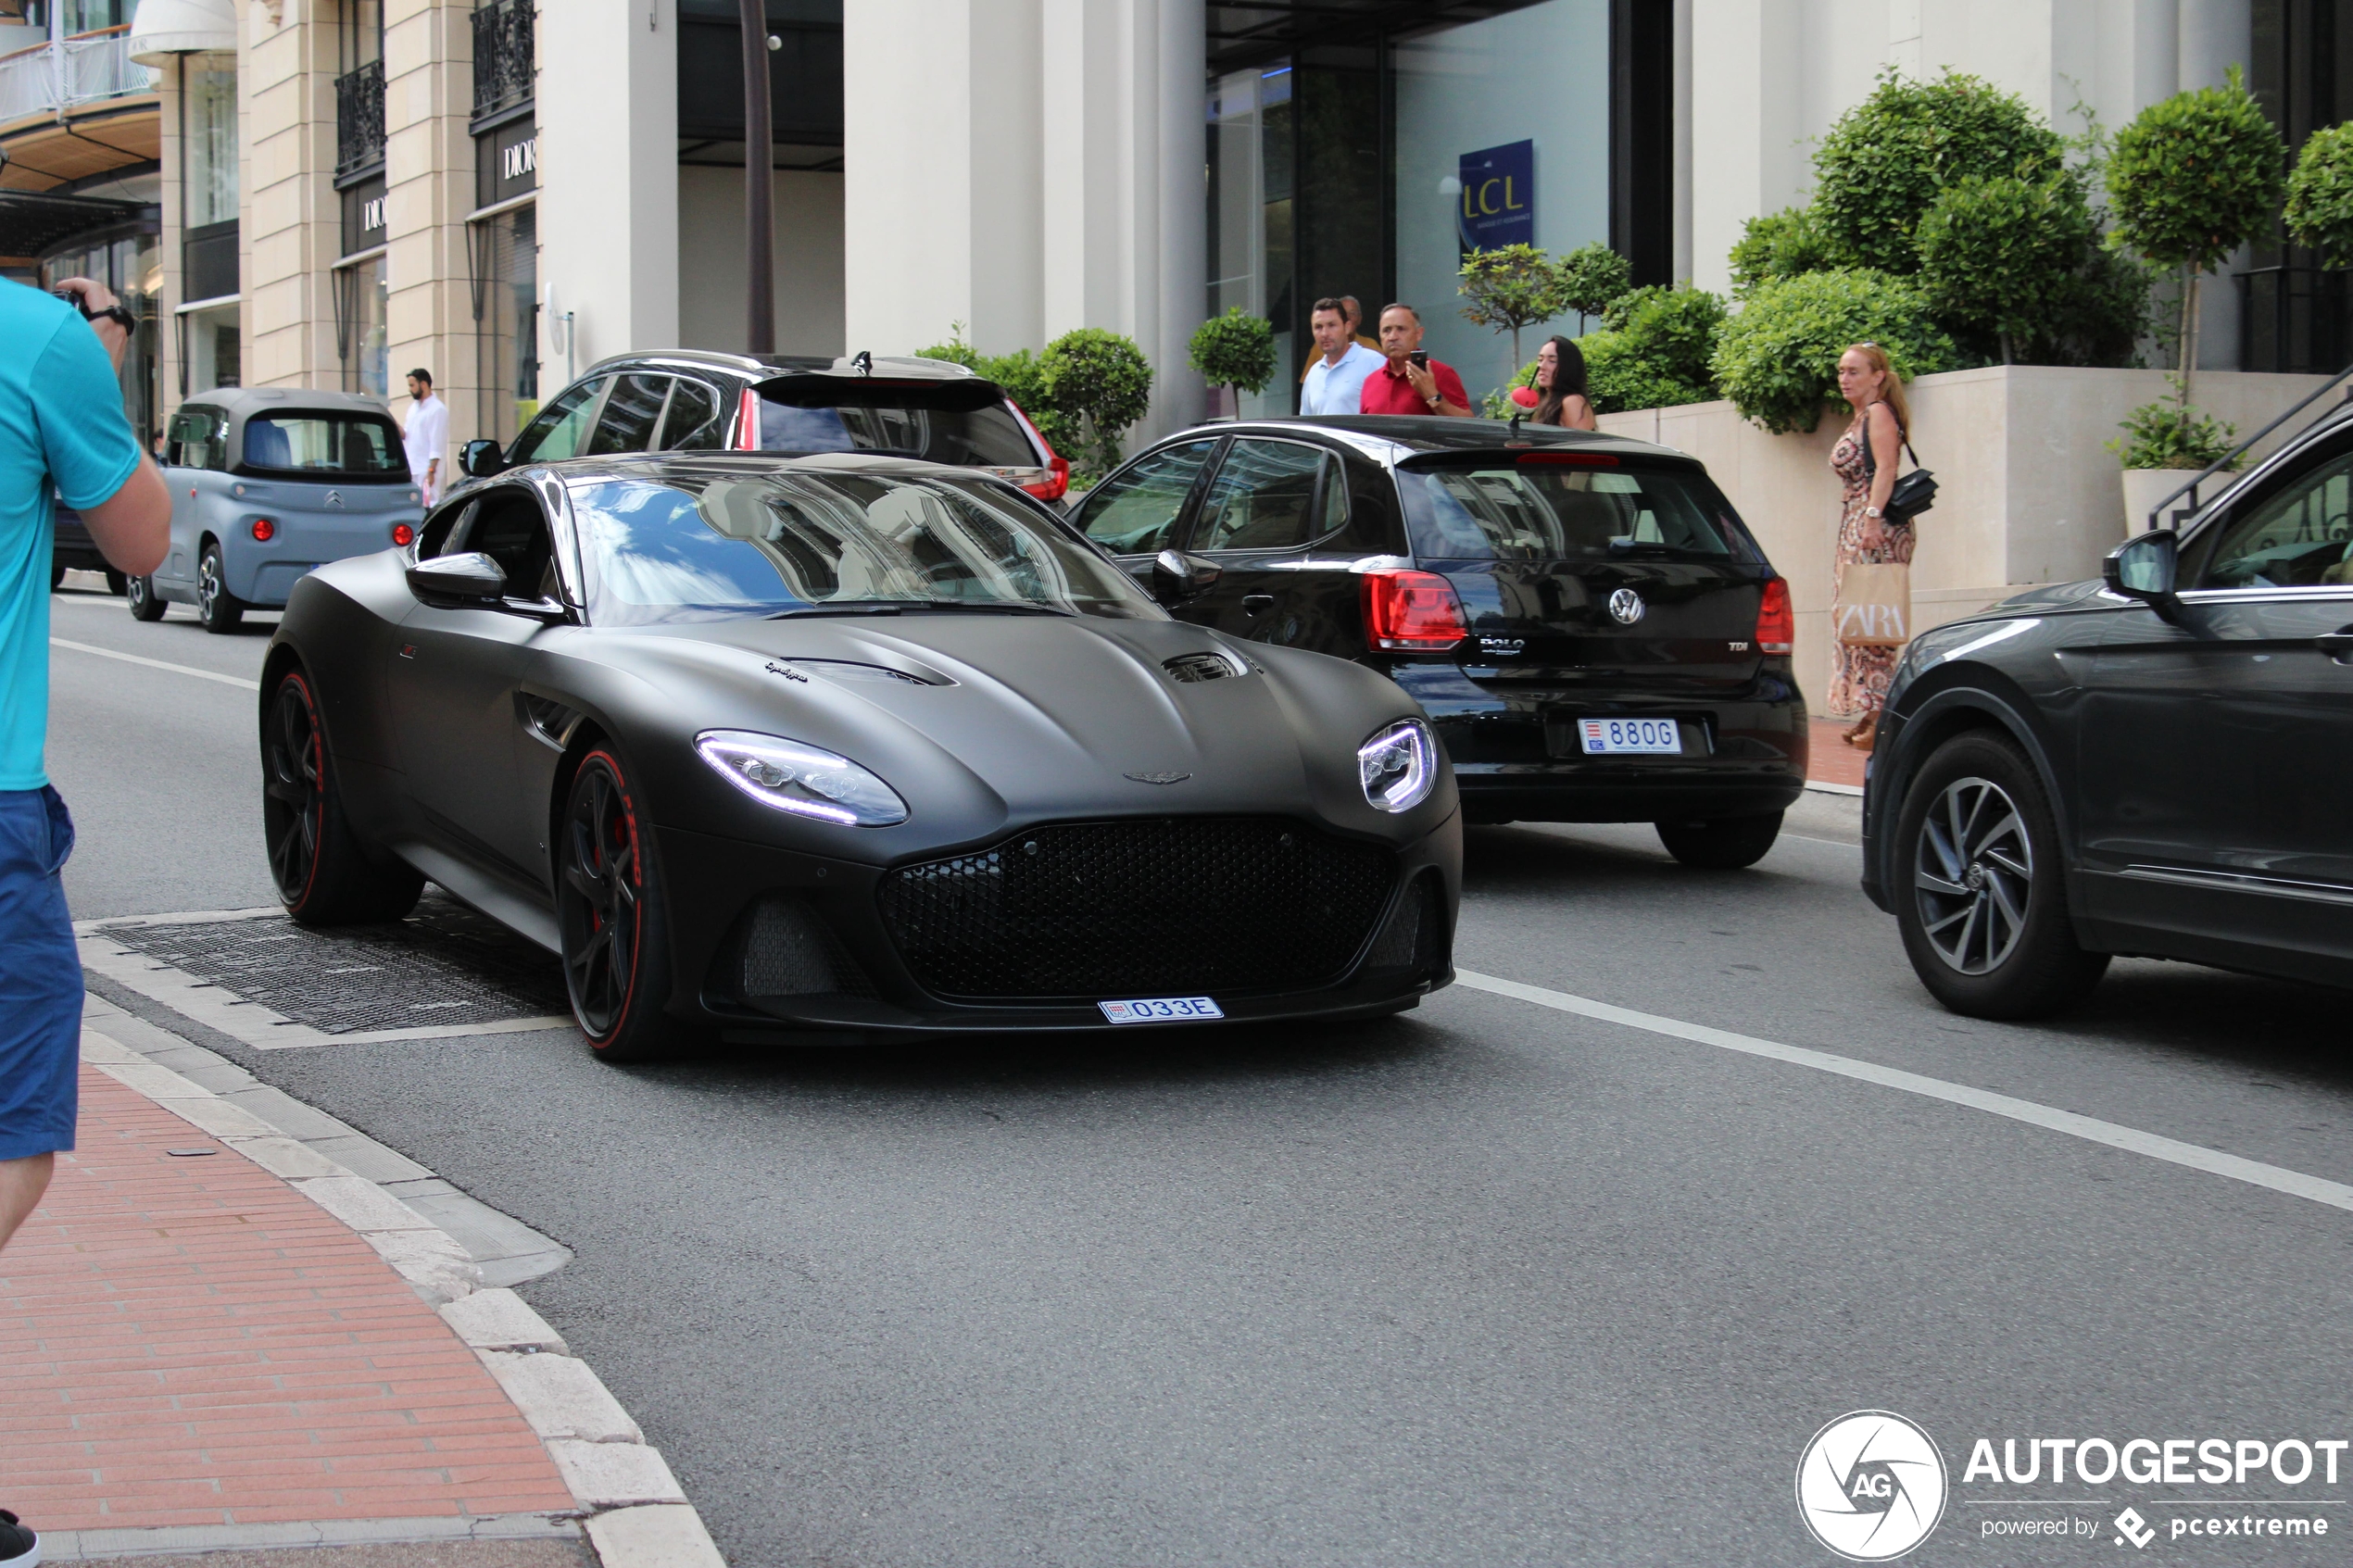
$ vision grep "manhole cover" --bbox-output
[106,894,571,1036]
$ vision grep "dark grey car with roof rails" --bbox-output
[1073,415,1808,868]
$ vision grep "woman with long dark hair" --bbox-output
[1527,335,1598,431]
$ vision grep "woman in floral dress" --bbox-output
[1827,343,1910,751]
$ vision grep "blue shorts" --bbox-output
[0,786,81,1160]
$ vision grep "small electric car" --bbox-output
[135,387,423,632]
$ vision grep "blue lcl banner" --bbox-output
[1458,140,1535,251]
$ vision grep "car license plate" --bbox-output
[1579,717,1682,755]
[1099,996,1224,1024]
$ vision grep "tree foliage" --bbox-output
[2286,120,2353,270]
[2108,391,2238,470]
[1916,172,2097,362]
[2106,67,2285,273]
[1457,244,1574,365]
[1728,207,1838,297]
[1554,241,1634,331]
[1710,269,1958,434]
[1812,69,2063,275]
[1187,307,1277,400]
[1039,328,1153,477]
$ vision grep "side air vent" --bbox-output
[1163,651,1243,684]
[723,895,876,999]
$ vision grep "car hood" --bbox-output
[550,611,1447,856]
[1988,577,2110,614]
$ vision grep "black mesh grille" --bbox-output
[728,895,876,999]
[878,818,1397,1000]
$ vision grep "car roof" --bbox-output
[182,386,399,420]
[528,450,1019,486]
[574,350,983,384]
[1174,415,1699,466]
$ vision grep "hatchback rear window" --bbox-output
[751,378,1039,470]
[241,414,408,478]
[1398,457,1752,562]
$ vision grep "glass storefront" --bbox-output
[182,301,241,394]
[472,202,539,444]
[182,54,241,306]
[1205,0,1634,416]
[337,253,389,398]
[43,230,162,449]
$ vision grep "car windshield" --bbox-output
[1397,458,1753,562]
[240,414,408,478]
[751,380,1041,470]
[568,464,1161,626]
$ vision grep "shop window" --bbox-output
[336,255,389,399]
[470,203,539,445]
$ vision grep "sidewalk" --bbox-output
[1806,717,1867,792]
[0,1030,722,1567]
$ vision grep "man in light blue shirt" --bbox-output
[0,272,170,1564]
[1299,296,1385,416]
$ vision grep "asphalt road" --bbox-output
[50,581,2353,1567]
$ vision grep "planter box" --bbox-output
[1598,366,2331,712]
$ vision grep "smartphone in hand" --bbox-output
[1408,350,1430,369]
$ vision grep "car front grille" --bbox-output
[877,817,1397,1000]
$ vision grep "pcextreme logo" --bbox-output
[1796,1411,1950,1561]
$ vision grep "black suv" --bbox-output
[1080,416,1807,867]
[1863,402,2353,1018]
[456,351,1068,501]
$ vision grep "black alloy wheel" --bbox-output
[1893,730,2108,1019]
[196,540,244,633]
[1655,810,1783,869]
[261,671,422,924]
[126,574,165,621]
[557,750,682,1062]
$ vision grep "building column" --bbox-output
[383,0,476,442]
[242,0,337,389]
[1686,0,1805,300]
[536,0,678,373]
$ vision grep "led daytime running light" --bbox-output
[1358,718,1438,813]
[694,730,909,826]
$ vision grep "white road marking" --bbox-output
[1455,968,2353,1217]
[50,637,260,691]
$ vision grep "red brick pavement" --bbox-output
[1807,717,1867,790]
[0,1067,574,1534]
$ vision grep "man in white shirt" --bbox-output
[402,369,448,505]
[1299,296,1385,417]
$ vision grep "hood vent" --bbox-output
[1163,651,1244,684]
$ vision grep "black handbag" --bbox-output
[1859,421,1937,526]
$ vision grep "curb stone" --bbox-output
[77,1025,727,1568]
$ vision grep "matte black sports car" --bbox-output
[1862,399,2353,1019]
[258,451,1460,1059]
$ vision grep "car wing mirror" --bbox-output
[406,550,508,604]
[1151,548,1223,605]
[459,439,508,479]
[2103,529,2184,622]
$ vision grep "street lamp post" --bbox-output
[739,0,774,355]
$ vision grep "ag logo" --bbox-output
[1607,587,1644,624]
[1795,1411,1947,1561]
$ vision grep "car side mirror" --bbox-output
[1151,548,1223,605]
[2103,529,2183,621]
[406,550,507,604]
[459,439,507,479]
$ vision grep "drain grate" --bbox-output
[105,895,571,1036]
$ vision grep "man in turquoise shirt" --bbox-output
[0,272,170,1567]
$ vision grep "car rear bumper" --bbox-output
[1452,768,1806,823]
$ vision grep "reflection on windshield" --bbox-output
[570,467,1161,625]
[1399,464,1747,561]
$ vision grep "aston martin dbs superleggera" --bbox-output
[258,451,1461,1059]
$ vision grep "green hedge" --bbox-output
[1710,270,1957,434]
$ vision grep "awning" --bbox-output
[0,188,153,266]
[128,0,237,65]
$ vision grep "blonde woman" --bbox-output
[1827,343,1911,750]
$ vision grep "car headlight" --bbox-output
[694,730,909,826]
[1358,718,1437,813]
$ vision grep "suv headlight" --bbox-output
[1359,719,1437,813]
[694,730,909,826]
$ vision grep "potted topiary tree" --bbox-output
[1038,328,1153,485]
[1187,307,1277,420]
[2105,67,2284,532]
[1458,243,1573,395]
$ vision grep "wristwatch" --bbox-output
[53,288,137,333]
[1864,506,1883,519]
[1424,393,1441,408]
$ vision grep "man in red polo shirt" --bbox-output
[1360,303,1472,418]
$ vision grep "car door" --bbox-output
[585,373,672,456]
[2076,432,2353,966]
[1169,436,1347,646]
[158,404,228,593]
[1068,437,1222,589]
[388,483,569,888]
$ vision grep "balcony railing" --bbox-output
[472,0,532,122]
[0,25,155,124]
[334,58,384,177]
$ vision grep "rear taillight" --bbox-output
[250,518,275,542]
[1006,402,1069,500]
[391,522,415,547]
[1755,575,1793,654]
[733,386,761,450]
[1362,570,1468,651]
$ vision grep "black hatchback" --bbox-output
[1075,417,1807,867]
[1862,402,2353,1018]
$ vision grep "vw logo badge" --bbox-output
[325,490,344,508]
[1607,587,1645,624]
